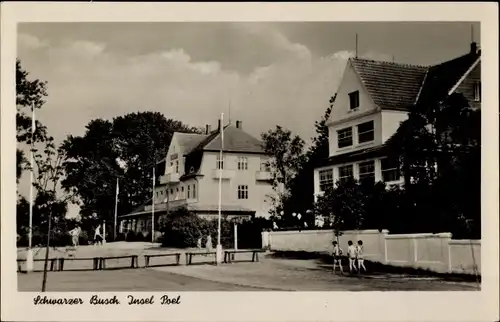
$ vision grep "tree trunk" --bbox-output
[41,212,52,292]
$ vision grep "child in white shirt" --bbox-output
[347,240,357,273]
[331,240,344,275]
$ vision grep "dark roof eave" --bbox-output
[315,144,390,168]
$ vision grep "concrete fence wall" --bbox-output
[262,229,481,275]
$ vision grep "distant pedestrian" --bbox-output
[205,235,213,252]
[332,240,344,275]
[94,224,103,246]
[69,225,82,248]
[356,240,367,273]
[197,236,202,251]
[347,240,357,273]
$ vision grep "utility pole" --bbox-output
[216,113,224,265]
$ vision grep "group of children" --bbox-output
[331,239,367,275]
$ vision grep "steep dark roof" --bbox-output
[177,132,208,155]
[417,51,481,106]
[350,58,428,111]
[182,123,266,177]
[190,124,265,155]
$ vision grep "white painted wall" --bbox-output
[197,152,275,216]
[381,110,409,143]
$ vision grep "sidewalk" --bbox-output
[153,257,479,291]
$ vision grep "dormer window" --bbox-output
[349,91,360,110]
[473,81,481,102]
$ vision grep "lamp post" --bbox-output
[26,103,36,273]
[114,157,128,241]
[216,113,224,265]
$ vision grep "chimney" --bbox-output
[205,124,211,135]
[470,42,477,54]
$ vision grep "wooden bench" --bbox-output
[185,252,217,265]
[144,253,181,267]
[100,255,138,270]
[17,258,59,272]
[57,257,101,271]
[224,249,265,263]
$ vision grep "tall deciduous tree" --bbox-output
[61,111,200,230]
[261,126,306,219]
[386,92,481,238]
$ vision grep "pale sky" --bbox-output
[17,22,480,216]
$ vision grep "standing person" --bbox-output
[94,224,103,246]
[197,236,202,251]
[357,240,367,273]
[69,225,82,248]
[332,240,344,275]
[205,234,213,253]
[347,240,357,274]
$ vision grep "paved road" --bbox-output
[18,269,268,292]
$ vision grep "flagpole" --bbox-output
[114,177,119,240]
[216,113,224,265]
[152,166,155,243]
[26,103,35,273]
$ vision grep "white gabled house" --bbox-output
[313,42,482,201]
[119,120,276,235]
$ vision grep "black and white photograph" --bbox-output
[1,2,498,322]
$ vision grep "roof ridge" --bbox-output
[350,57,429,69]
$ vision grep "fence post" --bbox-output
[381,229,389,264]
[412,238,418,264]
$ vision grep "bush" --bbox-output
[143,232,151,242]
[115,232,126,241]
[161,207,234,248]
[126,231,136,242]
[79,230,90,245]
[136,232,144,242]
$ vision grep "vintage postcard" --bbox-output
[1,2,498,322]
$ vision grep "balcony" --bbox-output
[159,172,180,184]
[211,169,236,180]
[255,171,272,181]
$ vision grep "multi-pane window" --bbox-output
[319,169,334,192]
[359,160,375,183]
[349,91,360,110]
[238,157,248,170]
[357,121,374,143]
[193,184,196,199]
[260,159,271,172]
[473,81,481,102]
[216,155,225,169]
[338,165,354,183]
[187,185,191,199]
[381,158,401,182]
[337,127,353,148]
[238,185,249,200]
